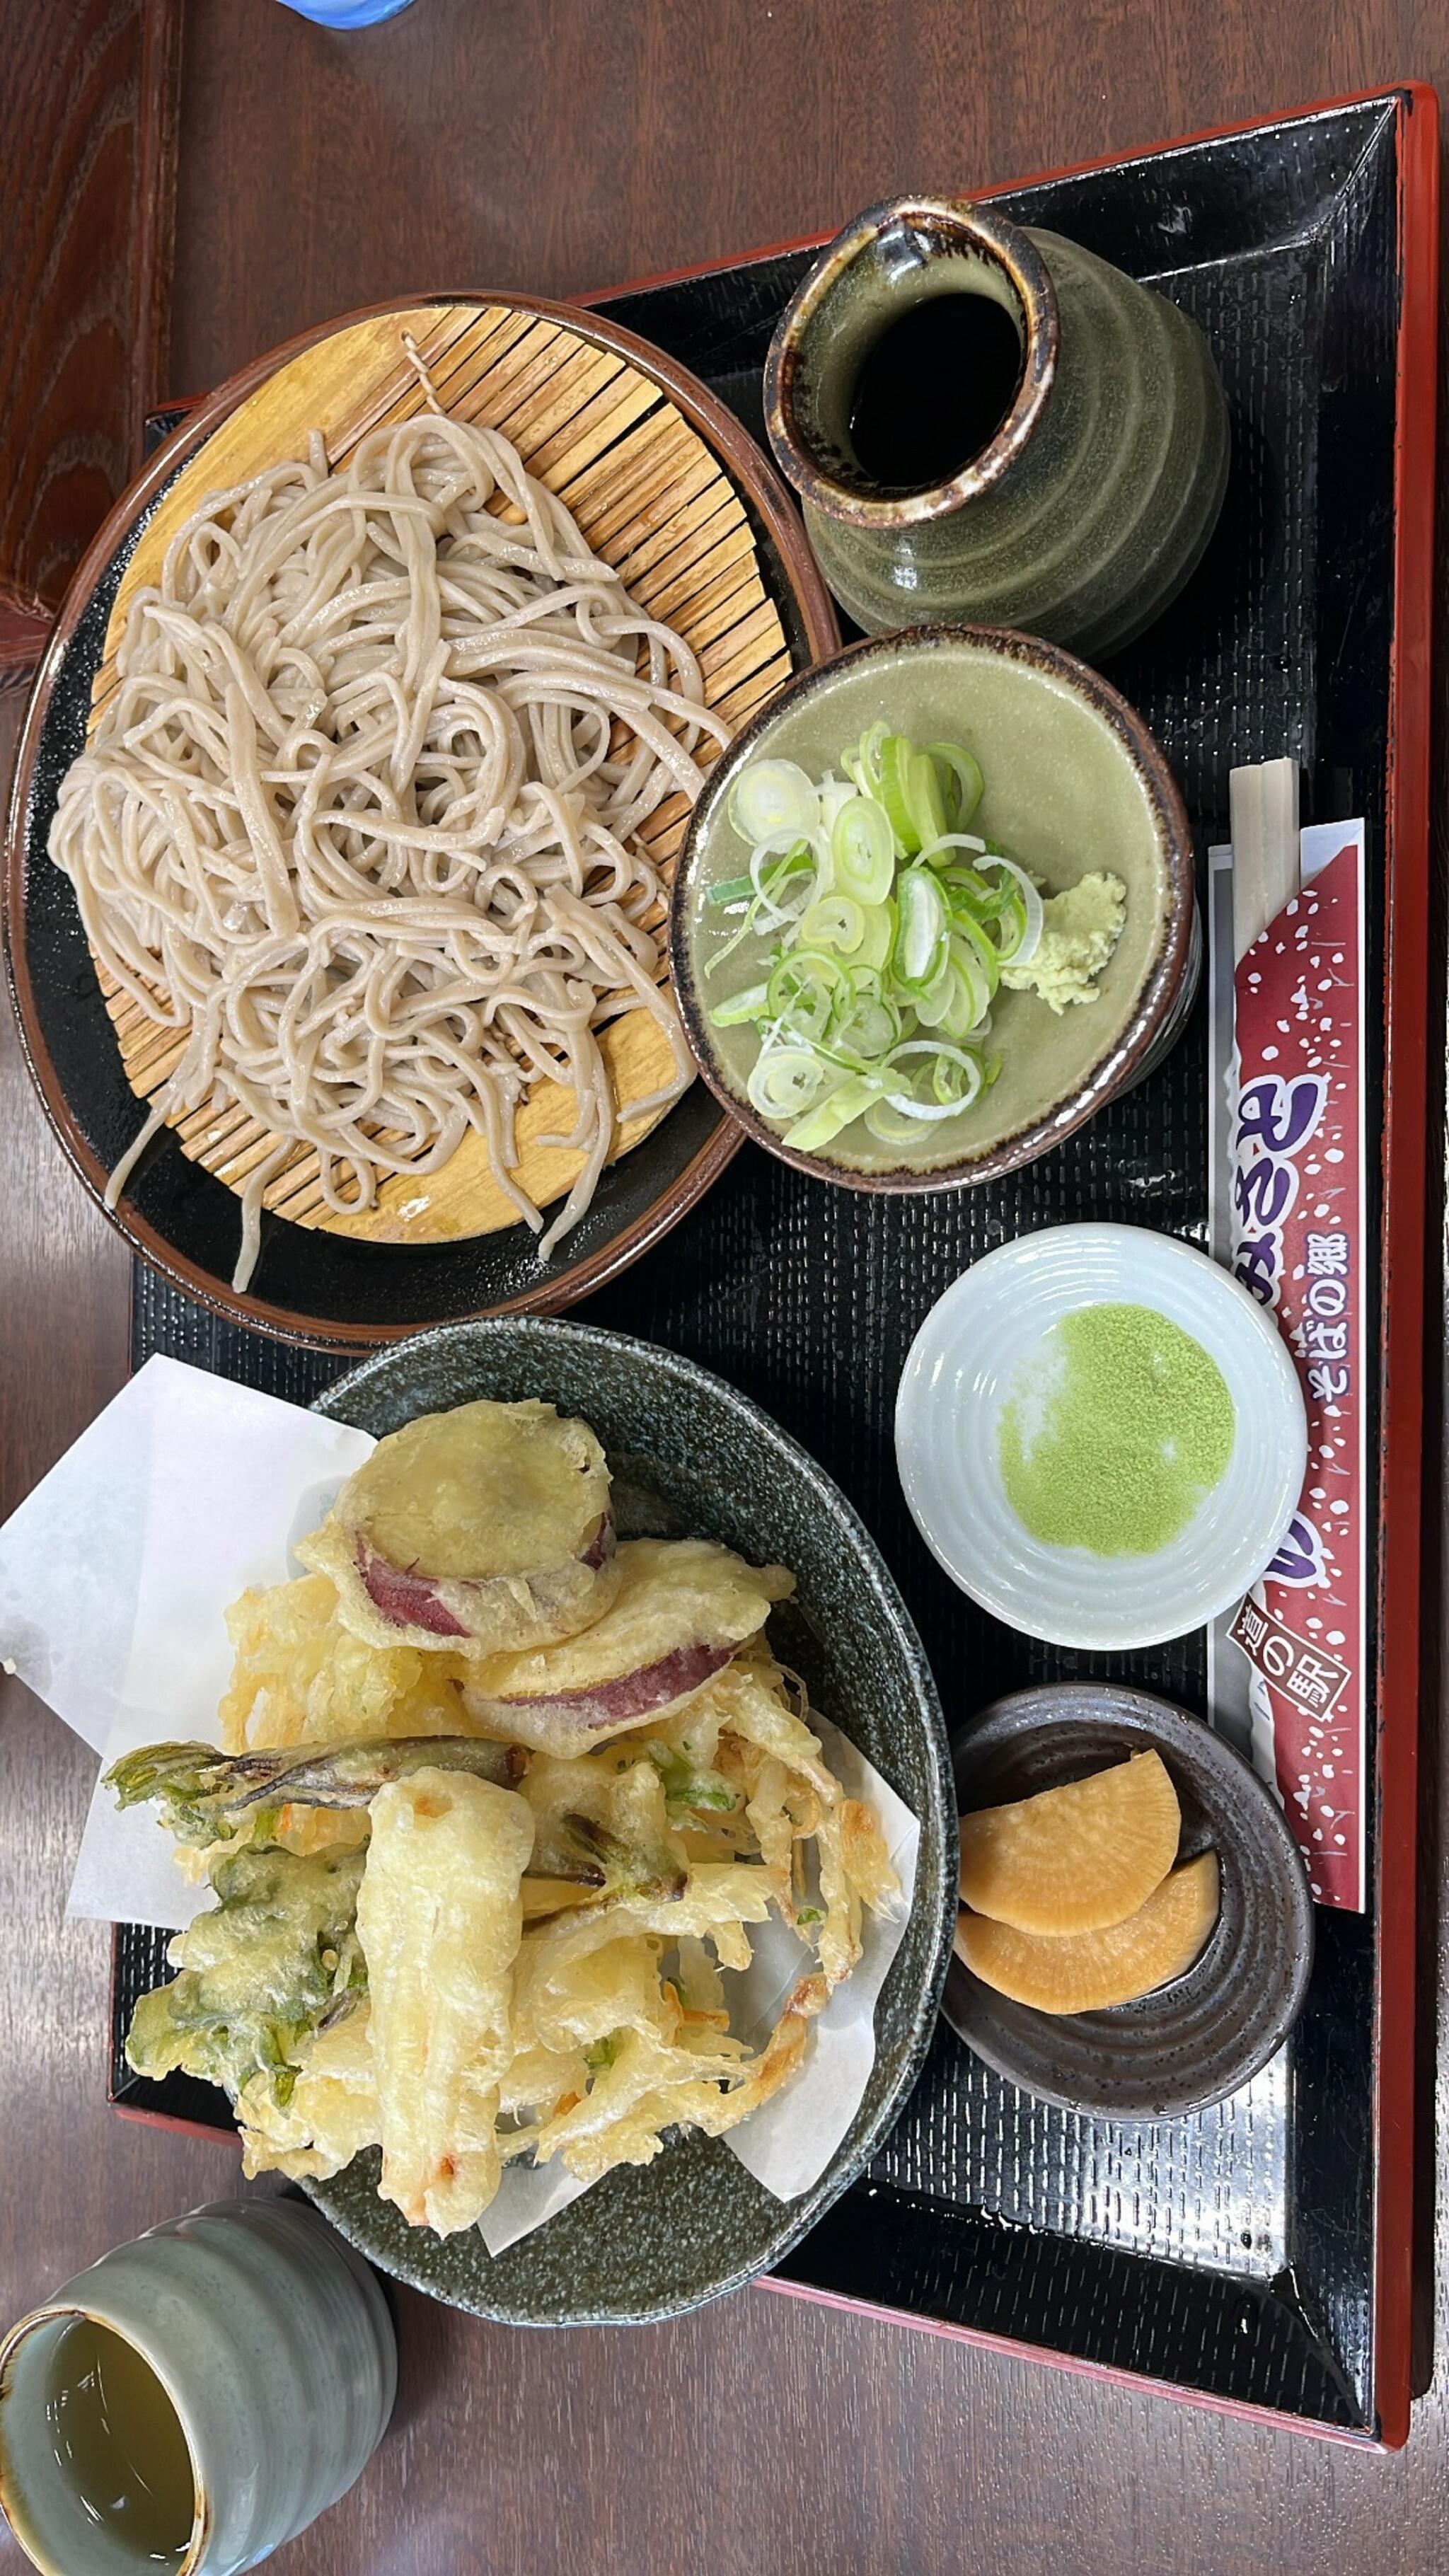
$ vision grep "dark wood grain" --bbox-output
[4,6,1449,2570]
[0,0,180,680]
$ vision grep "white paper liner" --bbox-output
[0,1355,920,2220]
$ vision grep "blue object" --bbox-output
[275,0,417,25]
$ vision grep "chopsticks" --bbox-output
[1228,758,1300,961]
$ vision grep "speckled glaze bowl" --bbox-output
[306,1317,955,2324]
[671,625,1198,1194]
[943,1685,1315,2120]
[764,195,1230,657]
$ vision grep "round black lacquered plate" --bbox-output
[4,294,837,1350]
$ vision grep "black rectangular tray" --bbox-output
[111,89,1438,2444]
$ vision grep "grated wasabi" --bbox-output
[998,1302,1235,1556]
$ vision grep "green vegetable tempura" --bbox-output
[107,1733,521,1853]
[125,1844,367,2112]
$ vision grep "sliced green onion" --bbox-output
[816,776,857,840]
[940,966,987,1041]
[915,948,955,1021]
[940,864,1012,923]
[982,855,1044,966]
[865,1094,933,1149]
[853,900,896,972]
[709,727,1084,1156]
[876,734,920,854]
[932,1049,978,1107]
[920,831,990,874]
[782,1074,880,1153]
[730,760,820,845]
[879,1039,986,1121]
[950,914,1002,1000]
[766,954,842,1041]
[926,741,984,830]
[746,1044,830,1119]
[709,981,770,1027]
[904,748,948,853]
[833,991,901,1061]
[704,840,816,977]
[841,721,889,801]
[705,872,756,909]
[915,946,989,1039]
[993,884,1028,960]
[830,796,895,905]
[891,867,949,991]
[749,836,816,918]
[798,892,866,956]
[767,949,853,1012]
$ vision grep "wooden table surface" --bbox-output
[2,3,1447,2569]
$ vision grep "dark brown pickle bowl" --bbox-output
[942,1685,1316,2122]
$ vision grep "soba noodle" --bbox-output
[49,370,732,1293]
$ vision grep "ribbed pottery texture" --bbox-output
[793,226,1230,654]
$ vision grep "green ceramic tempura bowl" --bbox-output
[670,625,1196,1191]
[305,1317,955,2326]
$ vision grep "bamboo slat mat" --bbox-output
[87,302,793,1245]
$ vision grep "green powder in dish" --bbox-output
[998,1302,1235,1556]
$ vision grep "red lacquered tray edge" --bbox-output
[1366,73,1438,2457]
[583,78,1441,2452]
[109,79,1440,2449]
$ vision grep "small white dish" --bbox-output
[895,1223,1307,1650]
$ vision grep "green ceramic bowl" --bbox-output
[304,1317,954,2325]
[670,625,1196,1190]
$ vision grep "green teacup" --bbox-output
[0,2199,395,2575]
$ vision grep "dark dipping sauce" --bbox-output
[848,291,1024,492]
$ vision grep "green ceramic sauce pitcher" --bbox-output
[764,195,1230,659]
